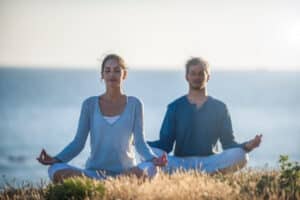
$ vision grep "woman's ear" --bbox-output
[122,70,127,80]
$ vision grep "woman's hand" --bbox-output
[37,149,59,165]
[152,153,168,167]
[244,134,263,152]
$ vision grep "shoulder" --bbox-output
[128,96,143,107]
[207,96,228,111]
[82,96,98,107]
[167,95,187,109]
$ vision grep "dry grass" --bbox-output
[2,169,297,200]
[103,170,235,200]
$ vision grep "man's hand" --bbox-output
[244,134,263,152]
[37,149,59,165]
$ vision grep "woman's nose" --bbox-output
[108,71,115,76]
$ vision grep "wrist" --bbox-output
[151,157,157,162]
[243,143,252,152]
[53,157,62,163]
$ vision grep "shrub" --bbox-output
[278,155,300,199]
[44,177,105,200]
[255,155,300,200]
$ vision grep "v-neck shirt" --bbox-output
[55,96,156,173]
[148,95,247,157]
[103,115,120,124]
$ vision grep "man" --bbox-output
[148,57,262,174]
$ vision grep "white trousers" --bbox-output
[48,147,248,181]
[151,147,249,174]
[48,161,159,181]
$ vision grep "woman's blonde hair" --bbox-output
[101,54,127,74]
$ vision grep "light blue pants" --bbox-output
[48,162,158,181]
[151,147,249,174]
[48,163,112,181]
[48,147,248,181]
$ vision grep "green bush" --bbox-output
[44,177,105,200]
[255,155,300,200]
[256,174,277,199]
[278,155,300,199]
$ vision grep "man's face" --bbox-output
[186,64,210,90]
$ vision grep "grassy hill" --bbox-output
[1,156,299,200]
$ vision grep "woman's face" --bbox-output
[102,58,127,88]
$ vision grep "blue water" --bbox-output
[0,68,299,185]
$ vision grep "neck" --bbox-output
[104,87,124,100]
[188,87,208,100]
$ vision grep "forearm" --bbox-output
[147,140,173,153]
[135,140,156,161]
[55,139,86,162]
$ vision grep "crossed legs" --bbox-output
[48,148,248,183]
[48,163,156,183]
[151,147,248,174]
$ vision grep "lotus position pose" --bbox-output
[148,57,262,174]
[37,54,167,183]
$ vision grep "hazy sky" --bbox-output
[0,0,299,70]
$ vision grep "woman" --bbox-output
[37,54,167,183]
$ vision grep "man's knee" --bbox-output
[235,148,248,163]
[222,148,249,171]
[229,148,249,169]
[214,148,248,174]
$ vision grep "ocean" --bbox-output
[0,68,299,185]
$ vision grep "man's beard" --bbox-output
[189,83,205,90]
[190,85,201,90]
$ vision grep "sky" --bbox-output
[0,0,300,70]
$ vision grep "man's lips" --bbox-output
[192,80,203,84]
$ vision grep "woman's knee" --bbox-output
[52,170,66,183]
[53,169,84,183]
[48,163,66,181]
[48,163,82,182]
